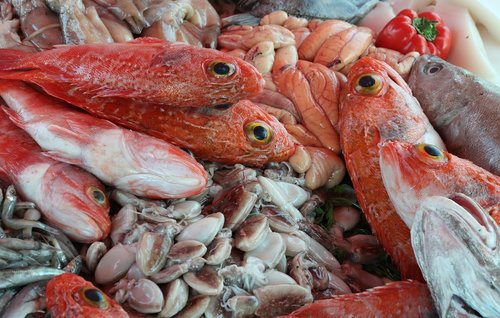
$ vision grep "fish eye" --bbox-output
[80,287,108,309]
[424,63,443,75]
[245,121,273,144]
[208,61,236,78]
[88,187,106,205]
[355,73,382,95]
[415,143,447,162]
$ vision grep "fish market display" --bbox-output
[0,81,208,199]
[411,194,500,317]
[46,273,128,317]
[0,111,110,243]
[408,54,500,175]
[0,38,264,108]
[338,56,444,281]
[379,141,500,226]
[0,0,499,317]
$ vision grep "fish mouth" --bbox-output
[449,194,498,250]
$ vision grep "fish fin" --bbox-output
[0,49,31,69]
[1,106,27,129]
[42,150,83,166]
[46,124,91,145]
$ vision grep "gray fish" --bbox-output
[224,0,379,24]
[408,54,500,175]
[412,194,500,317]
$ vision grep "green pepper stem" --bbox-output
[412,17,438,42]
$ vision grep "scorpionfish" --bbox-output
[46,273,128,318]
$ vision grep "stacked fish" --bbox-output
[0,0,499,317]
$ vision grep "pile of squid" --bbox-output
[0,0,499,317]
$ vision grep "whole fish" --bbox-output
[0,81,208,199]
[284,280,437,318]
[338,56,444,281]
[379,141,500,226]
[0,37,264,108]
[411,194,500,317]
[46,273,128,318]
[226,0,379,24]
[51,98,297,166]
[408,54,500,175]
[0,111,110,243]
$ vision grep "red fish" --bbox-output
[46,273,128,318]
[0,81,208,199]
[284,280,437,318]
[0,38,264,108]
[0,110,110,243]
[338,56,444,281]
[52,98,297,166]
[379,141,500,226]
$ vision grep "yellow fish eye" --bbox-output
[79,287,109,309]
[415,143,446,161]
[88,186,106,205]
[208,61,236,78]
[355,73,382,95]
[245,121,273,144]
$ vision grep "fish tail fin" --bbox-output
[0,49,36,78]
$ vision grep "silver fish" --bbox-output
[411,194,500,317]
[228,0,379,24]
[408,54,500,175]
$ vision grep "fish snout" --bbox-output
[239,62,265,98]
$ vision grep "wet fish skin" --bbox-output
[233,0,380,24]
[408,54,500,175]
[411,194,500,317]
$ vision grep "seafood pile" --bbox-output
[0,0,499,317]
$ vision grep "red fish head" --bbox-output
[157,44,264,107]
[379,140,453,226]
[46,273,128,318]
[199,51,265,101]
[41,163,110,243]
[207,100,296,166]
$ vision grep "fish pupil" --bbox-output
[213,62,231,75]
[92,190,105,203]
[84,288,104,303]
[424,144,441,157]
[253,126,268,141]
[359,75,375,88]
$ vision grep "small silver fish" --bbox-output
[408,54,500,175]
[411,194,500,317]
[225,0,379,24]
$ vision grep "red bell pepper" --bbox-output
[375,9,452,59]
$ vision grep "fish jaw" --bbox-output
[236,57,266,99]
[379,141,447,227]
[46,273,128,318]
[411,195,500,317]
[24,162,111,243]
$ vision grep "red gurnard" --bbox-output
[338,57,445,281]
[46,273,128,318]
[0,81,208,199]
[54,98,297,166]
[0,111,110,243]
[379,141,500,226]
[0,38,264,108]
[284,280,437,318]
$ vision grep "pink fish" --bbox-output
[0,110,110,243]
[0,81,208,199]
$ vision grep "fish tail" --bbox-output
[0,49,35,78]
